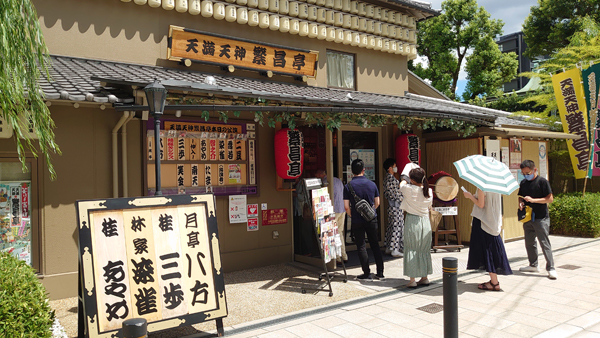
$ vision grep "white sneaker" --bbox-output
[385,248,392,254]
[548,270,558,280]
[391,250,403,258]
[519,266,539,273]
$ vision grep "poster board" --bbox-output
[76,194,227,338]
[146,119,257,196]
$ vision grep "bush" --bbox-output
[0,252,54,337]
[549,192,600,237]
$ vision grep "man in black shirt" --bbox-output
[518,160,557,279]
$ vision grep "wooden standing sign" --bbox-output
[168,25,318,78]
[76,194,227,337]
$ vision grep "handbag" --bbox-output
[518,205,533,223]
[429,208,442,231]
[347,183,377,221]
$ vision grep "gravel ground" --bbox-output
[49,262,367,338]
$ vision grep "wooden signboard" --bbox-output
[76,194,227,337]
[261,208,288,225]
[168,25,318,78]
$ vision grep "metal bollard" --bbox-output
[442,257,458,338]
[122,318,148,338]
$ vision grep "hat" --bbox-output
[401,163,420,177]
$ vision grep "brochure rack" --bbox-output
[299,178,347,296]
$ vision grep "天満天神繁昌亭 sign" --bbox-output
[168,26,318,78]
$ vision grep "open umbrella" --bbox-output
[453,155,519,195]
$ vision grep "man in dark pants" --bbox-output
[344,159,384,281]
[518,159,557,280]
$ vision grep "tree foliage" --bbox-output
[410,0,518,101]
[0,0,60,178]
[522,0,600,58]
[516,16,600,130]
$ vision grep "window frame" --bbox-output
[326,49,357,91]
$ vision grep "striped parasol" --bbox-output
[453,155,519,195]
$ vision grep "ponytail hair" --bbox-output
[409,168,430,198]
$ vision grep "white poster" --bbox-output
[501,147,509,167]
[350,149,375,181]
[485,139,500,161]
[229,195,247,224]
[539,142,548,180]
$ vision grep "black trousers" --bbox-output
[352,219,384,275]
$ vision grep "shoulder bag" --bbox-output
[347,183,377,221]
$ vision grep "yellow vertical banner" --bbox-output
[552,68,591,179]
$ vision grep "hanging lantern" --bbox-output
[189,0,201,14]
[395,134,421,172]
[289,19,300,34]
[279,0,289,14]
[248,10,259,25]
[269,14,280,30]
[326,27,336,41]
[275,129,304,179]
[317,25,327,40]
[213,2,226,19]
[308,6,317,21]
[163,0,175,10]
[288,1,299,16]
[176,0,188,12]
[279,17,290,32]
[225,5,237,22]
[237,7,248,24]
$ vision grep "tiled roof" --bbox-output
[495,116,546,128]
[43,55,511,124]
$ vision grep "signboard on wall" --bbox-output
[350,149,375,181]
[168,26,318,78]
[509,138,522,169]
[76,194,227,338]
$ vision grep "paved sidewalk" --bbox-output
[192,236,600,338]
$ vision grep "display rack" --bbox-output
[299,178,347,296]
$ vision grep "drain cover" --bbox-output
[558,264,581,270]
[417,303,443,314]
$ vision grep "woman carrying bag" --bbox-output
[399,165,433,288]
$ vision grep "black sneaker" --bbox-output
[354,273,372,281]
[374,274,385,281]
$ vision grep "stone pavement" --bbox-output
[189,236,600,338]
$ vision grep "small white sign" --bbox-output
[261,203,268,210]
[229,195,247,224]
[433,206,458,216]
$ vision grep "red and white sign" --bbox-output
[247,218,258,231]
[247,204,258,217]
[262,208,288,226]
[21,183,29,219]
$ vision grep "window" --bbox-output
[326,50,355,90]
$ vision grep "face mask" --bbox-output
[392,167,398,173]
[524,172,535,181]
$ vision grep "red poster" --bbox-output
[167,137,176,160]
[209,139,217,160]
[247,218,258,231]
[261,208,288,225]
[21,183,28,218]
[247,204,258,217]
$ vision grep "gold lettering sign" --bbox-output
[168,26,318,78]
[165,122,242,134]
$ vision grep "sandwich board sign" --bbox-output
[76,194,227,337]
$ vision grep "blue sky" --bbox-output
[419,0,539,98]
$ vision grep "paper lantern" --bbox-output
[365,4,374,17]
[374,21,382,35]
[358,17,366,31]
[395,42,404,54]
[279,0,289,14]
[289,1,298,16]
[325,0,334,8]
[388,25,396,38]
[358,2,366,15]
[367,36,375,49]
[395,13,403,25]
[225,0,236,3]
[334,12,344,26]
[382,39,390,52]
[381,24,389,37]
[236,0,247,5]
[317,25,327,40]
[148,0,161,8]
[213,2,225,19]
[269,14,280,30]
[409,30,416,42]
[163,0,175,10]
[343,30,352,44]
[342,14,351,28]
[225,5,237,22]
[326,27,336,41]
[189,0,201,14]
[317,8,326,22]
[402,14,409,27]
[248,10,259,25]
[259,12,270,28]
[389,40,397,53]
[201,0,213,17]
[350,0,358,14]
[308,23,319,38]
[351,32,360,46]
[359,34,368,47]
[396,26,403,40]
[366,20,374,33]
[289,19,300,34]
[298,3,308,18]
[258,0,268,10]
[335,28,344,43]
[374,37,382,50]
[307,0,317,3]
[237,7,248,23]
[134,0,147,5]
[247,0,258,7]
[279,17,290,32]
[395,134,421,172]
[269,0,279,12]
[342,0,350,12]
[350,16,359,30]
[334,0,342,10]
[308,6,317,20]
[316,0,325,5]
[325,10,335,24]
[275,129,304,179]
[381,9,388,21]
[299,21,309,36]
[387,11,395,23]
[374,6,381,20]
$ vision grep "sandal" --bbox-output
[478,281,500,291]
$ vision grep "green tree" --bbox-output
[522,0,600,58]
[0,0,60,178]
[410,0,518,100]
[517,16,600,130]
